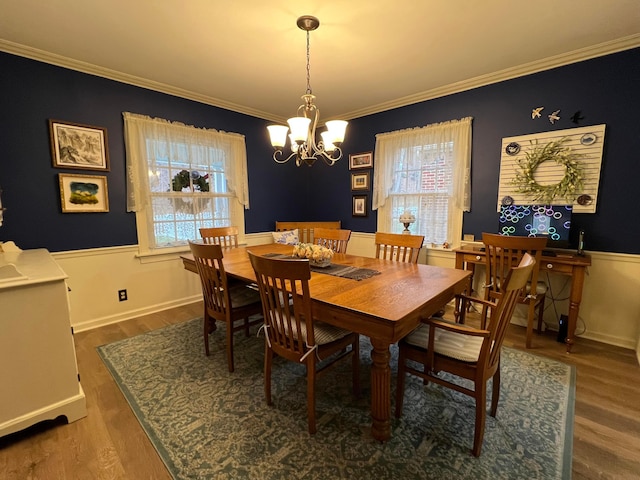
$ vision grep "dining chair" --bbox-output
[199,226,239,248]
[374,232,425,263]
[313,227,352,253]
[481,233,547,348]
[395,253,535,456]
[188,241,263,372]
[248,251,360,434]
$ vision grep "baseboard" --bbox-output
[578,331,636,351]
[73,295,202,333]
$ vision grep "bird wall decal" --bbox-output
[570,111,585,124]
[548,110,561,124]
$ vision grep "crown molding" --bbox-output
[0,39,276,121]
[339,34,640,120]
[2,34,639,122]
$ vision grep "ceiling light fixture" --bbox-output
[267,15,348,167]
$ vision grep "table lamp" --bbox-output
[399,211,416,234]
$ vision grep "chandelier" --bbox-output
[267,15,348,167]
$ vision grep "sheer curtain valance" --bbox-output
[123,112,250,212]
[373,117,472,211]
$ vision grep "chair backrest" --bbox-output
[248,252,315,360]
[483,252,536,369]
[313,228,351,253]
[481,233,546,302]
[275,221,341,244]
[189,241,232,322]
[374,232,425,263]
[199,226,239,248]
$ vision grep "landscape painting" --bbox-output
[50,120,110,171]
[59,173,109,213]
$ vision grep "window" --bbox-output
[372,117,472,247]
[124,113,250,254]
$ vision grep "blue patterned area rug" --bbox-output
[97,318,574,480]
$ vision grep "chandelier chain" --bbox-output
[306,30,312,95]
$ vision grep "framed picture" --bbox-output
[352,195,368,217]
[351,171,370,191]
[349,151,373,170]
[58,173,109,213]
[49,119,110,171]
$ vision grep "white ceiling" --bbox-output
[1,0,640,123]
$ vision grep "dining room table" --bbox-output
[181,242,471,442]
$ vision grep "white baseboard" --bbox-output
[73,295,202,333]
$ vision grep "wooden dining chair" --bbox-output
[199,226,239,248]
[188,241,263,372]
[313,227,352,253]
[395,253,535,456]
[248,251,360,434]
[374,232,425,263]
[481,233,547,348]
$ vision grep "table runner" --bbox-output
[263,253,380,281]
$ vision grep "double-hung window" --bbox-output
[372,117,472,247]
[123,113,250,254]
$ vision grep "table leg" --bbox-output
[369,338,392,442]
[565,265,586,353]
[454,257,475,323]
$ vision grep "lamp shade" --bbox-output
[399,211,416,224]
[289,134,299,153]
[324,120,348,144]
[287,117,311,143]
[320,131,336,152]
[267,125,289,148]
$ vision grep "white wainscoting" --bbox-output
[51,234,639,352]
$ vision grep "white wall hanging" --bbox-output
[497,124,606,213]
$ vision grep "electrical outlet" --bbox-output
[118,289,128,302]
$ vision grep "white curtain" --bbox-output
[123,112,250,212]
[372,117,472,242]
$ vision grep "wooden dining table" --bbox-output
[181,243,471,442]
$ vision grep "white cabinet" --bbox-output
[0,249,86,437]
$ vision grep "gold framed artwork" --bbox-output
[351,171,370,191]
[49,119,110,171]
[58,173,109,213]
[349,151,373,170]
[352,195,368,217]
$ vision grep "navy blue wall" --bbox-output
[0,51,313,251]
[334,47,640,254]
[1,47,639,253]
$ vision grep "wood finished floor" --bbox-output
[1,302,639,480]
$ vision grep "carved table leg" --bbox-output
[369,338,392,442]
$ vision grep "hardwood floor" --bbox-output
[1,302,639,479]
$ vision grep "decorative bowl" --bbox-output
[309,258,331,268]
[292,243,334,267]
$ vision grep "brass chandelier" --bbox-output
[267,15,348,167]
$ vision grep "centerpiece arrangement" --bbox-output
[292,243,334,268]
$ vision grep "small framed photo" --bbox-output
[349,151,373,170]
[49,119,110,171]
[351,171,370,191]
[352,195,368,217]
[59,173,109,213]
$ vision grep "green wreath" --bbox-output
[171,170,209,192]
[511,138,584,204]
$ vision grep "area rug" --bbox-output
[97,318,575,479]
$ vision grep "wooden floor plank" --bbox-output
[1,301,638,479]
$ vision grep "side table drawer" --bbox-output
[541,261,573,274]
